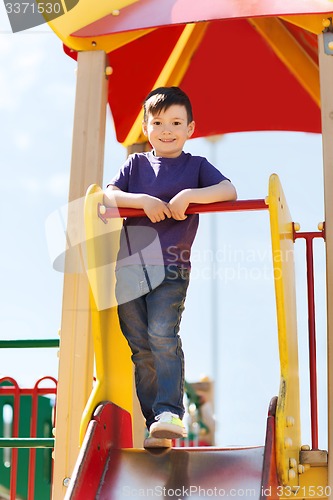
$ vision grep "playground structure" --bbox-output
[2,1,333,499]
[62,174,327,499]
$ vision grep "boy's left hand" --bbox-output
[168,190,190,220]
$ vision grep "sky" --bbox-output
[0,5,328,450]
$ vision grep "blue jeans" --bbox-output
[116,265,190,430]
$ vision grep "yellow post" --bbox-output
[52,51,109,500]
[268,173,328,498]
[80,185,133,443]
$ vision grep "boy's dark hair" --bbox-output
[143,86,193,124]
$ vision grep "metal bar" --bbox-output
[0,438,54,448]
[8,379,20,500]
[294,230,325,450]
[28,384,39,500]
[0,339,59,348]
[305,235,319,450]
[99,199,268,222]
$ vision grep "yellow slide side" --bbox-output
[268,173,301,487]
[80,184,133,443]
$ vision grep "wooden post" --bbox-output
[52,50,108,500]
[318,34,333,497]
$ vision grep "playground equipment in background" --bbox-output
[0,359,213,498]
[0,374,57,500]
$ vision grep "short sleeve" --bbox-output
[106,155,133,191]
[199,158,230,188]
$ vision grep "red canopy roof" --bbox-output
[62,1,330,143]
[102,19,321,142]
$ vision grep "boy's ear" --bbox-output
[142,121,148,136]
[187,121,195,138]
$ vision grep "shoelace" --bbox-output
[155,412,180,421]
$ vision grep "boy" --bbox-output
[104,86,237,448]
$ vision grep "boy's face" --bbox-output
[142,104,195,158]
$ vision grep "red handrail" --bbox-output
[98,199,268,222]
[28,377,57,500]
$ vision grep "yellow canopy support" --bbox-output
[46,0,148,52]
[249,17,320,107]
[122,22,208,147]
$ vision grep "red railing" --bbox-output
[293,224,325,450]
[0,376,57,500]
[98,199,268,223]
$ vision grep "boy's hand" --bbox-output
[168,190,190,220]
[143,195,172,223]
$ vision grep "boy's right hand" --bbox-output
[143,195,172,223]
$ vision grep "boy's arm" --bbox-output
[104,185,172,223]
[168,180,237,220]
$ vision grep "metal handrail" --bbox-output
[98,198,268,223]
[0,339,59,348]
[0,438,55,448]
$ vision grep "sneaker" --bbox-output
[150,412,187,439]
[143,435,172,449]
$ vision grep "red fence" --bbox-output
[0,376,57,500]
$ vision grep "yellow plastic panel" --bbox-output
[46,0,150,52]
[268,174,301,487]
[80,184,133,443]
[280,13,333,35]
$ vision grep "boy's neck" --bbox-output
[152,149,184,159]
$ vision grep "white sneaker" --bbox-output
[150,412,187,439]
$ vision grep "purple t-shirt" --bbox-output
[109,151,229,267]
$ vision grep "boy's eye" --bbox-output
[173,121,181,126]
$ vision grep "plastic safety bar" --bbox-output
[98,199,268,223]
